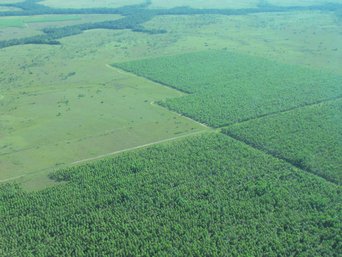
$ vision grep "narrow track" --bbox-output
[71,129,208,165]
[0,130,208,183]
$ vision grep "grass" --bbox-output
[0,6,21,12]
[148,0,258,9]
[267,0,342,6]
[40,0,144,9]
[0,29,208,190]
[0,15,81,29]
[0,14,121,41]
[223,98,342,184]
[0,0,23,4]
[148,0,342,9]
[143,11,342,75]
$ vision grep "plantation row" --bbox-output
[0,133,341,256]
[223,98,342,184]
[114,50,342,127]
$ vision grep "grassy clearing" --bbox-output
[148,0,342,9]
[0,6,21,12]
[268,0,342,6]
[143,11,342,75]
[0,29,207,190]
[114,50,342,127]
[0,67,205,189]
[1,133,340,256]
[0,0,23,3]
[0,15,81,28]
[148,0,258,9]
[223,98,342,184]
[40,0,144,9]
[0,14,121,40]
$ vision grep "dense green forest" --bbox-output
[114,50,342,127]
[223,99,342,184]
[1,134,341,256]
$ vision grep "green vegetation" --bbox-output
[1,0,341,49]
[143,10,342,75]
[114,50,342,127]
[0,55,205,189]
[1,133,341,256]
[0,14,121,41]
[0,15,80,28]
[149,0,342,9]
[223,99,342,184]
[40,0,144,9]
[0,0,341,255]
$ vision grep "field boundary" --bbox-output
[0,175,25,183]
[0,130,209,183]
[218,95,342,128]
[109,65,342,129]
[108,64,192,94]
[223,131,338,185]
[71,129,209,165]
[150,101,210,129]
[107,65,341,185]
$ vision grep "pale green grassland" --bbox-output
[268,0,342,6]
[39,0,342,10]
[41,0,144,9]
[0,0,23,4]
[148,0,258,9]
[143,11,342,75]
[0,14,121,40]
[149,0,342,9]
[0,6,21,12]
[0,29,208,190]
[0,15,81,29]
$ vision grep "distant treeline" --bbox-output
[1,0,342,49]
[0,13,165,49]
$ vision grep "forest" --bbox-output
[223,99,342,184]
[1,134,341,256]
[114,50,342,127]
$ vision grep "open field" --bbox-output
[143,11,342,74]
[149,0,342,9]
[40,0,144,9]
[114,50,342,127]
[223,99,342,184]
[0,0,24,3]
[0,28,208,190]
[148,0,258,9]
[0,14,121,40]
[1,133,341,256]
[268,0,342,6]
[0,6,21,12]
[0,15,81,28]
